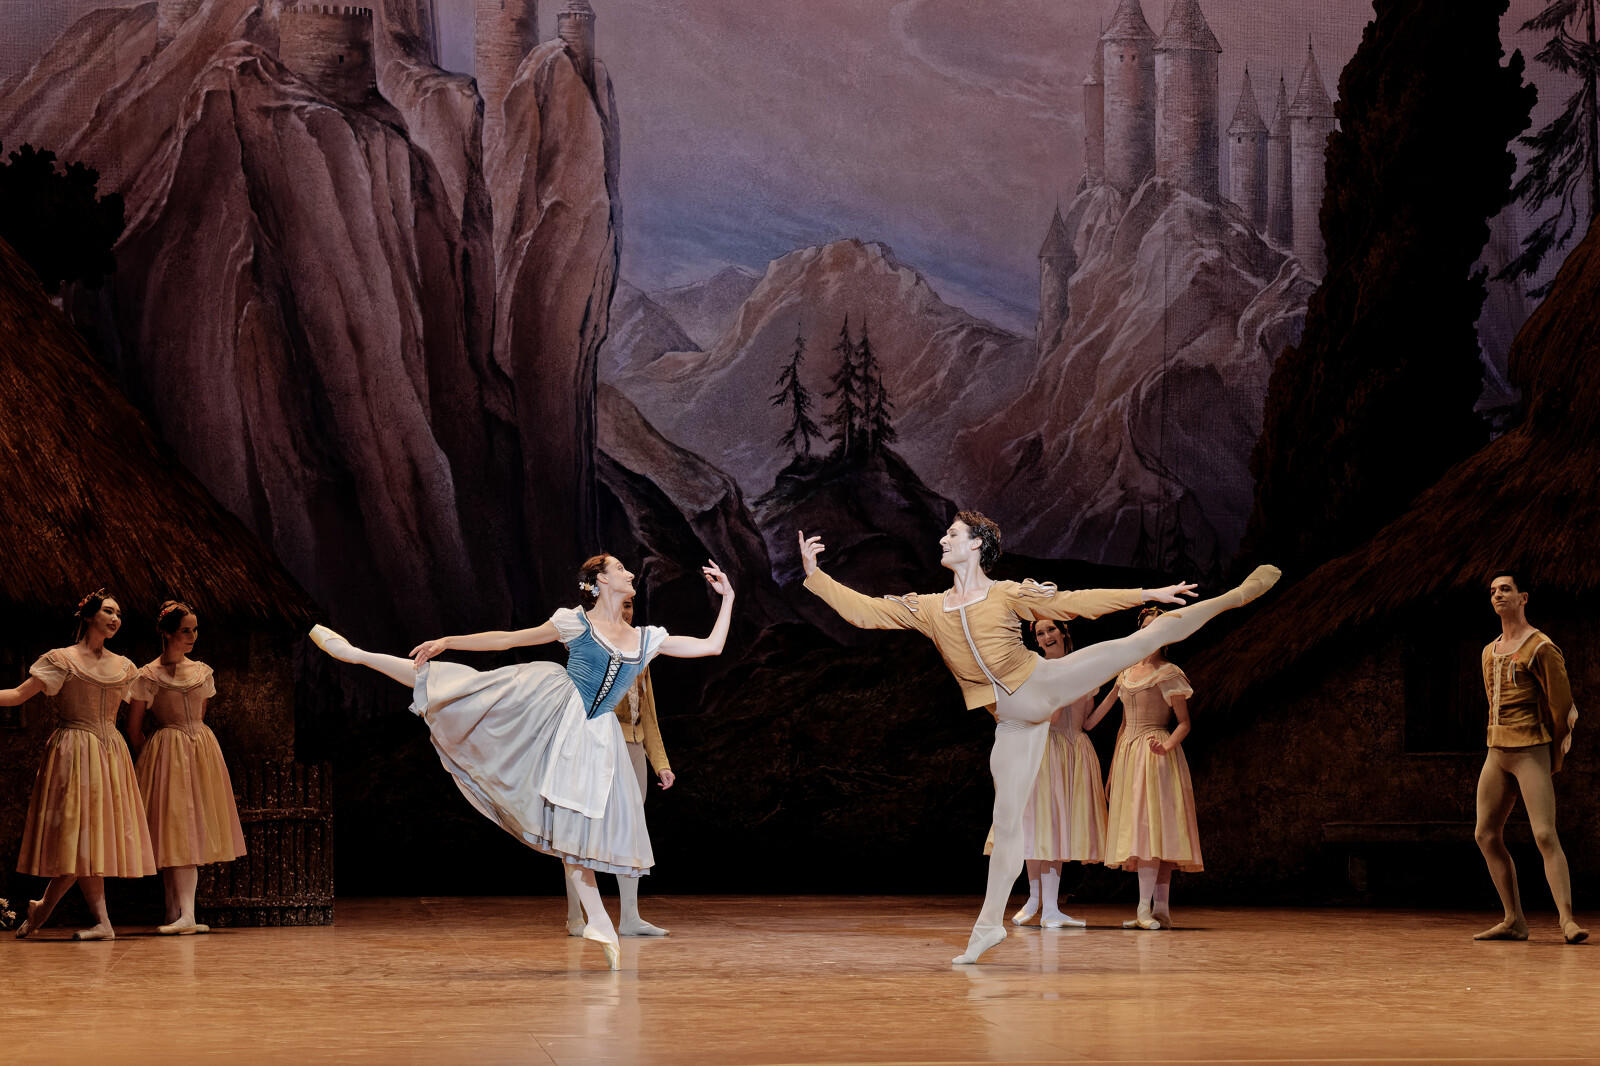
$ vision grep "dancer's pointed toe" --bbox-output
[582,925,621,970]
[953,925,1006,964]
[308,625,355,662]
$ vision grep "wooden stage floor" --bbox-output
[3,896,1594,1065]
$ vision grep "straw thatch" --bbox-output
[1191,213,1600,708]
[0,236,315,626]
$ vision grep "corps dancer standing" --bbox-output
[563,597,676,939]
[310,554,733,969]
[6,591,155,940]
[128,601,247,936]
[1473,571,1586,944]
[798,512,1278,963]
[1092,607,1203,930]
[984,619,1105,929]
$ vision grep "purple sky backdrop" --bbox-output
[2,0,1580,330]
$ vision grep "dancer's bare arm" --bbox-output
[797,531,932,633]
[1085,683,1120,730]
[0,677,44,707]
[1150,694,1191,754]
[128,699,149,753]
[1009,580,1198,621]
[660,562,737,659]
[410,622,562,667]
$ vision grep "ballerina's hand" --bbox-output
[409,638,449,668]
[1148,736,1169,755]
[1146,581,1198,605]
[797,530,826,576]
[702,561,734,597]
[658,769,676,790]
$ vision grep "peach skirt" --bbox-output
[984,730,1107,862]
[16,727,157,878]
[1103,727,1204,872]
[135,725,247,868]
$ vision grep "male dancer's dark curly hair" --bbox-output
[954,510,1002,574]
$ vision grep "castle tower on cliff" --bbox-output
[1267,74,1294,246]
[279,5,377,106]
[557,0,597,92]
[476,0,539,144]
[1153,0,1221,201]
[156,0,203,49]
[1227,65,1269,230]
[1100,0,1156,194]
[1082,35,1106,187]
[1038,207,1074,355]
[1288,41,1336,275]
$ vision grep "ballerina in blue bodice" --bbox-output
[310,553,734,969]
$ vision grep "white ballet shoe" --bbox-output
[308,624,355,661]
[1041,911,1087,929]
[953,925,1007,964]
[619,918,669,937]
[582,925,621,970]
[1121,915,1162,930]
[1010,901,1040,926]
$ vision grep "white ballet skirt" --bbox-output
[409,609,664,876]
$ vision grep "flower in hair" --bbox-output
[578,580,598,595]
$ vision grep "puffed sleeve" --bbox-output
[1005,580,1145,621]
[548,607,587,644]
[200,664,218,701]
[28,650,70,696]
[1157,665,1194,706]
[639,625,670,665]
[803,568,934,635]
[129,668,158,704]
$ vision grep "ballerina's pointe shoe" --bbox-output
[72,928,115,941]
[15,899,41,939]
[953,925,1007,965]
[157,918,208,936]
[307,625,355,661]
[582,926,621,970]
[1563,921,1589,945]
[1011,902,1040,926]
[1042,912,1087,929]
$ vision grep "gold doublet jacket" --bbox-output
[1482,629,1576,772]
[803,568,1145,711]
[614,668,669,774]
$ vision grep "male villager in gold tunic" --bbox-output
[1473,572,1585,944]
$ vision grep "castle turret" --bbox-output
[1289,41,1337,275]
[1037,207,1074,355]
[279,5,376,107]
[1227,65,1269,230]
[157,0,203,49]
[1267,74,1293,246]
[476,0,539,146]
[557,0,597,92]
[1082,35,1106,187]
[1100,0,1156,194]
[1154,0,1222,201]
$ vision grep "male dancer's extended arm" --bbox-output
[802,567,932,633]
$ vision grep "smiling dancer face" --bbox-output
[1034,619,1070,659]
[158,605,199,660]
[580,555,638,612]
[75,592,122,645]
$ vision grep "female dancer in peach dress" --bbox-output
[986,618,1106,929]
[128,601,247,935]
[1091,607,1203,930]
[4,591,156,940]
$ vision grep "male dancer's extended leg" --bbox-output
[1507,747,1588,943]
[1473,751,1527,941]
[956,718,1053,963]
[1027,566,1281,708]
[309,626,416,687]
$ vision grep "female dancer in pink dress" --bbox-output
[5,591,155,940]
[128,601,247,935]
[1091,607,1203,929]
[310,554,733,969]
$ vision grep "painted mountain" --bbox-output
[0,0,618,646]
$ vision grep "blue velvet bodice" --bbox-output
[565,613,654,720]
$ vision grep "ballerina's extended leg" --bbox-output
[309,625,417,686]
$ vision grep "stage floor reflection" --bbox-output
[5,896,1592,1064]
